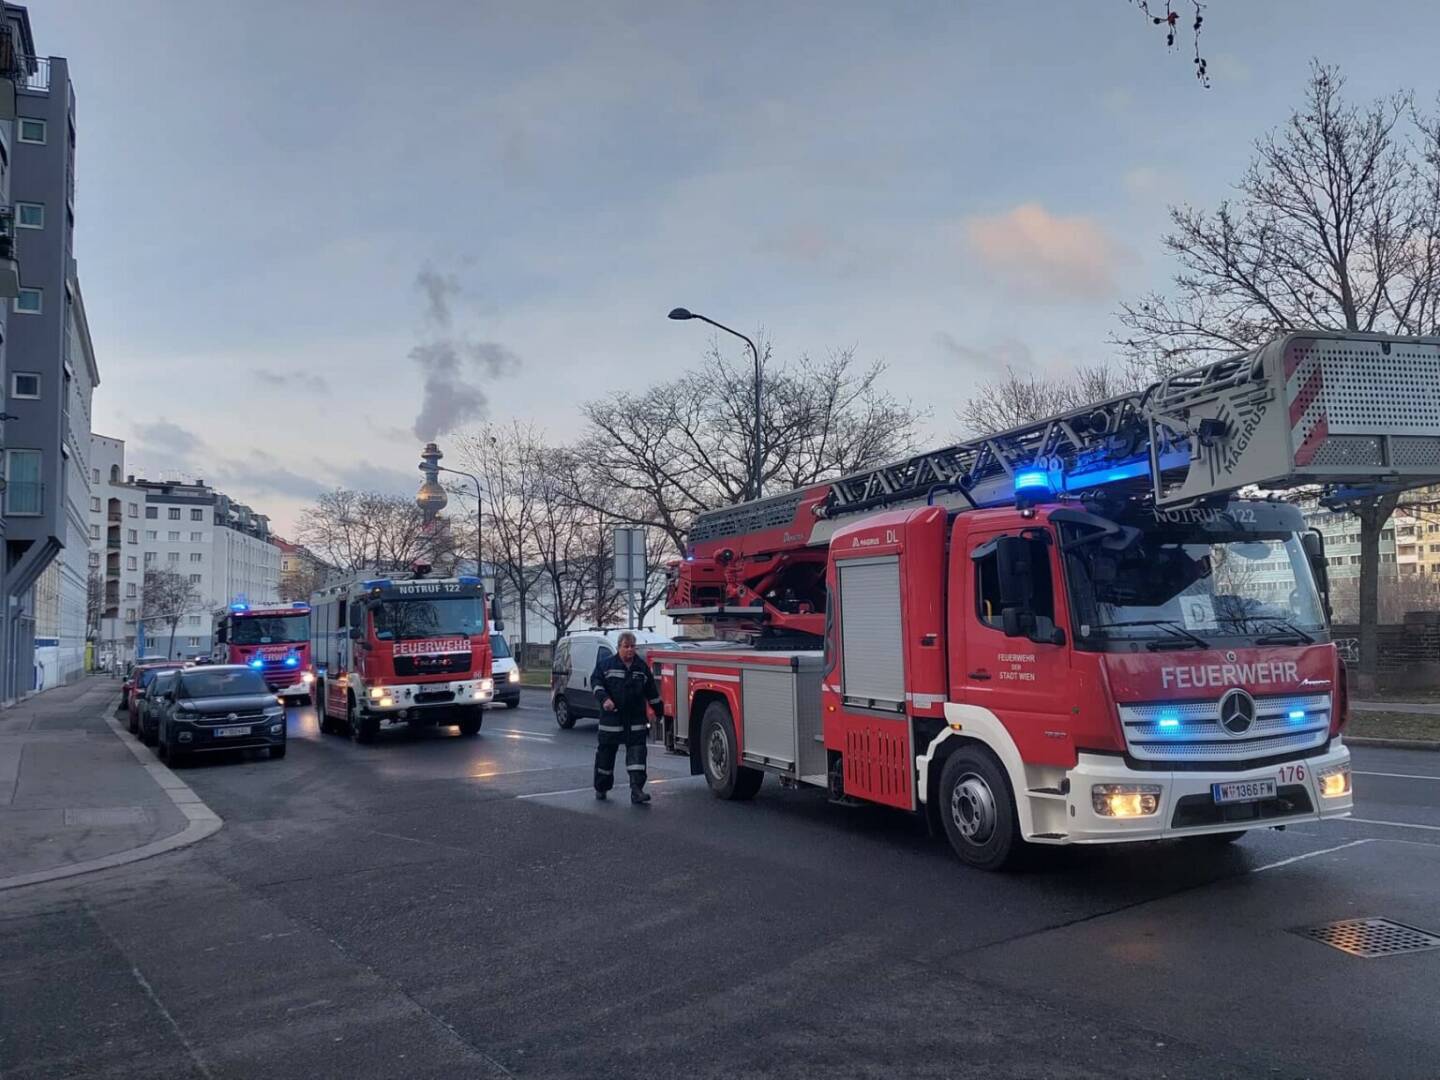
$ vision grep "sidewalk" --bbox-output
[0,674,221,890]
[1352,699,1440,715]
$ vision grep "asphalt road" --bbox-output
[3,691,1439,1080]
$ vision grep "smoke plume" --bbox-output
[410,268,519,440]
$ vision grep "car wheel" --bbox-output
[554,696,575,730]
[128,708,140,735]
[270,744,287,760]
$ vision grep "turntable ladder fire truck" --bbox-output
[651,330,1440,869]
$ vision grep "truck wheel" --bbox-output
[699,700,763,801]
[938,748,1022,871]
[316,682,335,734]
[554,697,575,730]
[504,698,520,710]
[458,710,483,736]
[349,697,378,744]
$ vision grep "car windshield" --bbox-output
[490,633,511,658]
[1061,523,1326,646]
[373,598,484,640]
[229,615,309,644]
[149,672,178,695]
[179,669,270,697]
[137,666,178,688]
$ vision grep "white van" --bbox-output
[549,628,676,729]
[489,629,520,709]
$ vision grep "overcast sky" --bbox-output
[37,0,1440,535]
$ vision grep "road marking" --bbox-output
[516,778,676,800]
[1251,839,1373,872]
[490,728,555,741]
[1354,770,1440,782]
[1346,817,1440,833]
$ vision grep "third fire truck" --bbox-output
[652,330,1440,869]
[308,569,495,742]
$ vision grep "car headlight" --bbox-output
[379,696,394,708]
[507,669,520,683]
[369,686,384,699]
[1092,784,1162,817]
[1318,764,1351,798]
[301,672,315,684]
[480,678,494,692]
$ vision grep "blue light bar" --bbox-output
[1064,457,1151,491]
[361,579,391,591]
[1288,709,1306,720]
[284,656,299,667]
[457,575,481,587]
[291,602,309,611]
[1015,469,1052,492]
[248,658,264,669]
[230,602,249,612]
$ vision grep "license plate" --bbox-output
[214,725,251,738]
[1212,778,1277,804]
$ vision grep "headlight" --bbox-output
[507,669,520,683]
[1318,764,1351,798]
[1092,784,1162,817]
[301,672,315,684]
[379,696,394,708]
[369,686,384,699]
[480,678,494,692]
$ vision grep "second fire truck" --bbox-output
[212,601,315,705]
[652,330,1440,869]
[308,569,496,742]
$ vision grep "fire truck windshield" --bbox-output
[229,615,309,645]
[1059,504,1327,649]
[372,598,485,641]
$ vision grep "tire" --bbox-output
[458,710,483,736]
[270,744,288,760]
[141,718,158,747]
[349,696,378,744]
[554,696,575,730]
[504,699,520,710]
[156,725,168,762]
[938,748,1022,871]
[699,700,763,801]
[128,708,140,736]
[317,682,337,735]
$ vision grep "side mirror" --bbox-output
[490,594,505,633]
[348,627,364,641]
[995,536,1036,608]
[1302,529,1332,620]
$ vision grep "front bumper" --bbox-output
[361,678,493,719]
[1048,741,1353,844]
[169,716,286,753]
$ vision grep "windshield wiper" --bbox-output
[1254,618,1316,645]
[1091,619,1210,650]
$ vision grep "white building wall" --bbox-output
[87,436,145,667]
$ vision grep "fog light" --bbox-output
[379,696,394,708]
[270,723,282,733]
[472,688,486,699]
[1092,783,1162,817]
[1319,764,1351,798]
[507,669,520,683]
[369,687,384,699]
[301,672,315,684]
[178,731,193,742]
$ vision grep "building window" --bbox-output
[168,530,180,541]
[188,574,202,584]
[18,118,45,144]
[90,496,101,512]
[190,531,204,542]
[144,552,156,565]
[125,607,136,623]
[126,556,137,571]
[188,614,201,626]
[125,583,137,598]
[145,530,157,541]
[190,508,204,521]
[11,372,40,398]
[14,288,41,314]
[167,552,179,563]
[91,467,99,483]
[168,507,181,520]
[127,529,137,544]
[3,449,43,514]
[15,202,43,229]
[189,552,202,563]
[88,552,100,568]
[145,506,157,519]
[89,523,99,540]
[109,465,120,483]
[128,503,138,517]
[187,636,201,648]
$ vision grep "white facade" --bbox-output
[86,434,144,667]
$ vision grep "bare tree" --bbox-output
[279,558,331,603]
[570,344,918,555]
[1130,2,1210,87]
[957,363,1138,437]
[528,452,601,641]
[297,489,461,576]
[1114,64,1440,689]
[141,568,201,660]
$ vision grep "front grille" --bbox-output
[1171,784,1313,828]
[1118,693,1331,763]
[194,712,267,726]
[394,654,470,677]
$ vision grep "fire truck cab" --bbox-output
[212,601,314,705]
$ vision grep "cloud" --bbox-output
[257,369,329,392]
[935,334,1035,371]
[409,268,521,441]
[963,203,1125,301]
[132,418,203,456]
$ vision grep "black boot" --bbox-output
[630,788,651,805]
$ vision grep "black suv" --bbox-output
[157,665,288,765]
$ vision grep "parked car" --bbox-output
[156,665,287,766]
[122,660,187,720]
[490,631,521,709]
[134,669,181,746]
[550,628,675,729]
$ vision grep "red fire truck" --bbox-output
[308,570,495,742]
[652,331,1440,869]
[212,601,315,704]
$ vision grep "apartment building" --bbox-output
[273,535,330,598]
[85,434,143,667]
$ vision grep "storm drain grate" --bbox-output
[1293,918,1440,958]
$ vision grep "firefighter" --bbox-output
[592,631,661,804]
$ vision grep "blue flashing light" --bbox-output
[1015,469,1052,492]
[284,655,299,668]
[457,575,481,587]
[1158,713,1181,730]
[247,658,264,670]
[361,579,391,591]
[230,602,249,613]
[1288,709,1306,720]
[1065,458,1150,491]
[292,602,309,611]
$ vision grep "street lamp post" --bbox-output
[668,307,764,501]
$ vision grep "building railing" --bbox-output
[20,56,48,93]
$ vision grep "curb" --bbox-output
[0,708,225,893]
[1346,736,1440,752]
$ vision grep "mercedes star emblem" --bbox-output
[1217,688,1256,737]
